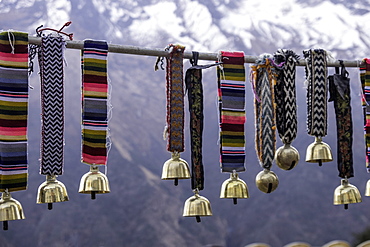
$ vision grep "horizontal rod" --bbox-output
[28,36,361,68]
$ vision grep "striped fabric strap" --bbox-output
[217,51,246,172]
[360,58,370,170]
[251,54,276,169]
[166,44,185,152]
[304,49,328,137]
[328,62,353,178]
[81,40,108,165]
[39,35,64,175]
[0,31,28,192]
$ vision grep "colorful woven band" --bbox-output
[360,58,370,170]
[81,40,108,165]
[303,49,328,137]
[217,51,246,172]
[328,62,353,178]
[166,44,185,152]
[39,35,64,175]
[0,31,28,192]
[274,50,298,145]
[251,54,276,170]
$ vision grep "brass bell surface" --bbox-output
[305,137,333,166]
[334,179,362,209]
[183,190,212,223]
[79,165,110,199]
[275,144,300,170]
[365,179,370,196]
[161,152,190,186]
[37,175,69,210]
[255,169,279,193]
[220,172,249,204]
[0,191,25,230]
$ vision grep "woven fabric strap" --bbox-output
[217,51,246,172]
[328,63,353,178]
[81,40,108,165]
[0,31,28,192]
[304,49,328,137]
[186,67,204,190]
[274,50,298,145]
[39,35,64,175]
[251,55,276,169]
[166,44,185,152]
[360,58,370,170]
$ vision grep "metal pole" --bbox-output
[28,36,361,67]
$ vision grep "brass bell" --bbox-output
[183,189,212,223]
[305,137,333,166]
[161,152,190,186]
[255,169,279,193]
[275,144,300,170]
[37,174,69,210]
[334,178,362,209]
[0,191,25,230]
[79,165,110,199]
[365,179,370,196]
[220,171,249,204]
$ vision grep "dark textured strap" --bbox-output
[360,58,370,170]
[304,49,328,137]
[39,35,65,175]
[274,50,298,144]
[328,62,353,178]
[166,44,185,152]
[186,67,204,190]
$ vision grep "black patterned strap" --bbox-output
[304,49,328,137]
[39,35,64,175]
[274,50,298,144]
[328,61,353,178]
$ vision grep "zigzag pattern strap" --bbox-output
[39,35,64,175]
[328,63,353,178]
[274,50,298,144]
[81,40,108,165]
[217,51,246,172]
[0,31,28,192]
[185,67,204,190]
[251,55,276,169]
[360,58,370,170]
[166,44,185,152]
[304,49,328,137]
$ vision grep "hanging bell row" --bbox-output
[306,137,333,166]
[79,165,110,199]
[0,191,24,230]
[334,178,362,209]
[161,152,190,186]
[220,171,249,204]
[183,189,212,222]
[37,174,69,210]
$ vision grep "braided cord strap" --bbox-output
[360,58,370,170]
[328,64,353,178]
[166,44,185,152]
[39,35,65,175]
[81,40,109,165]
[217,51,246,173]
[251,55,276,169]
[186,68,204,190]
[304,49,328,137]
[0,31,28,192]
[274,50,298,145]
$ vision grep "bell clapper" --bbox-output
[233,198,237,205]
[318,159,322,167]
[174,178,178,186]
[196,215,201,223]
[91,191,96,200]
[3,221,8,231]
[344,204,348,210]
[48,203,52,210]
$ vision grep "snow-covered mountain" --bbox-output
[1,0,370,246]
